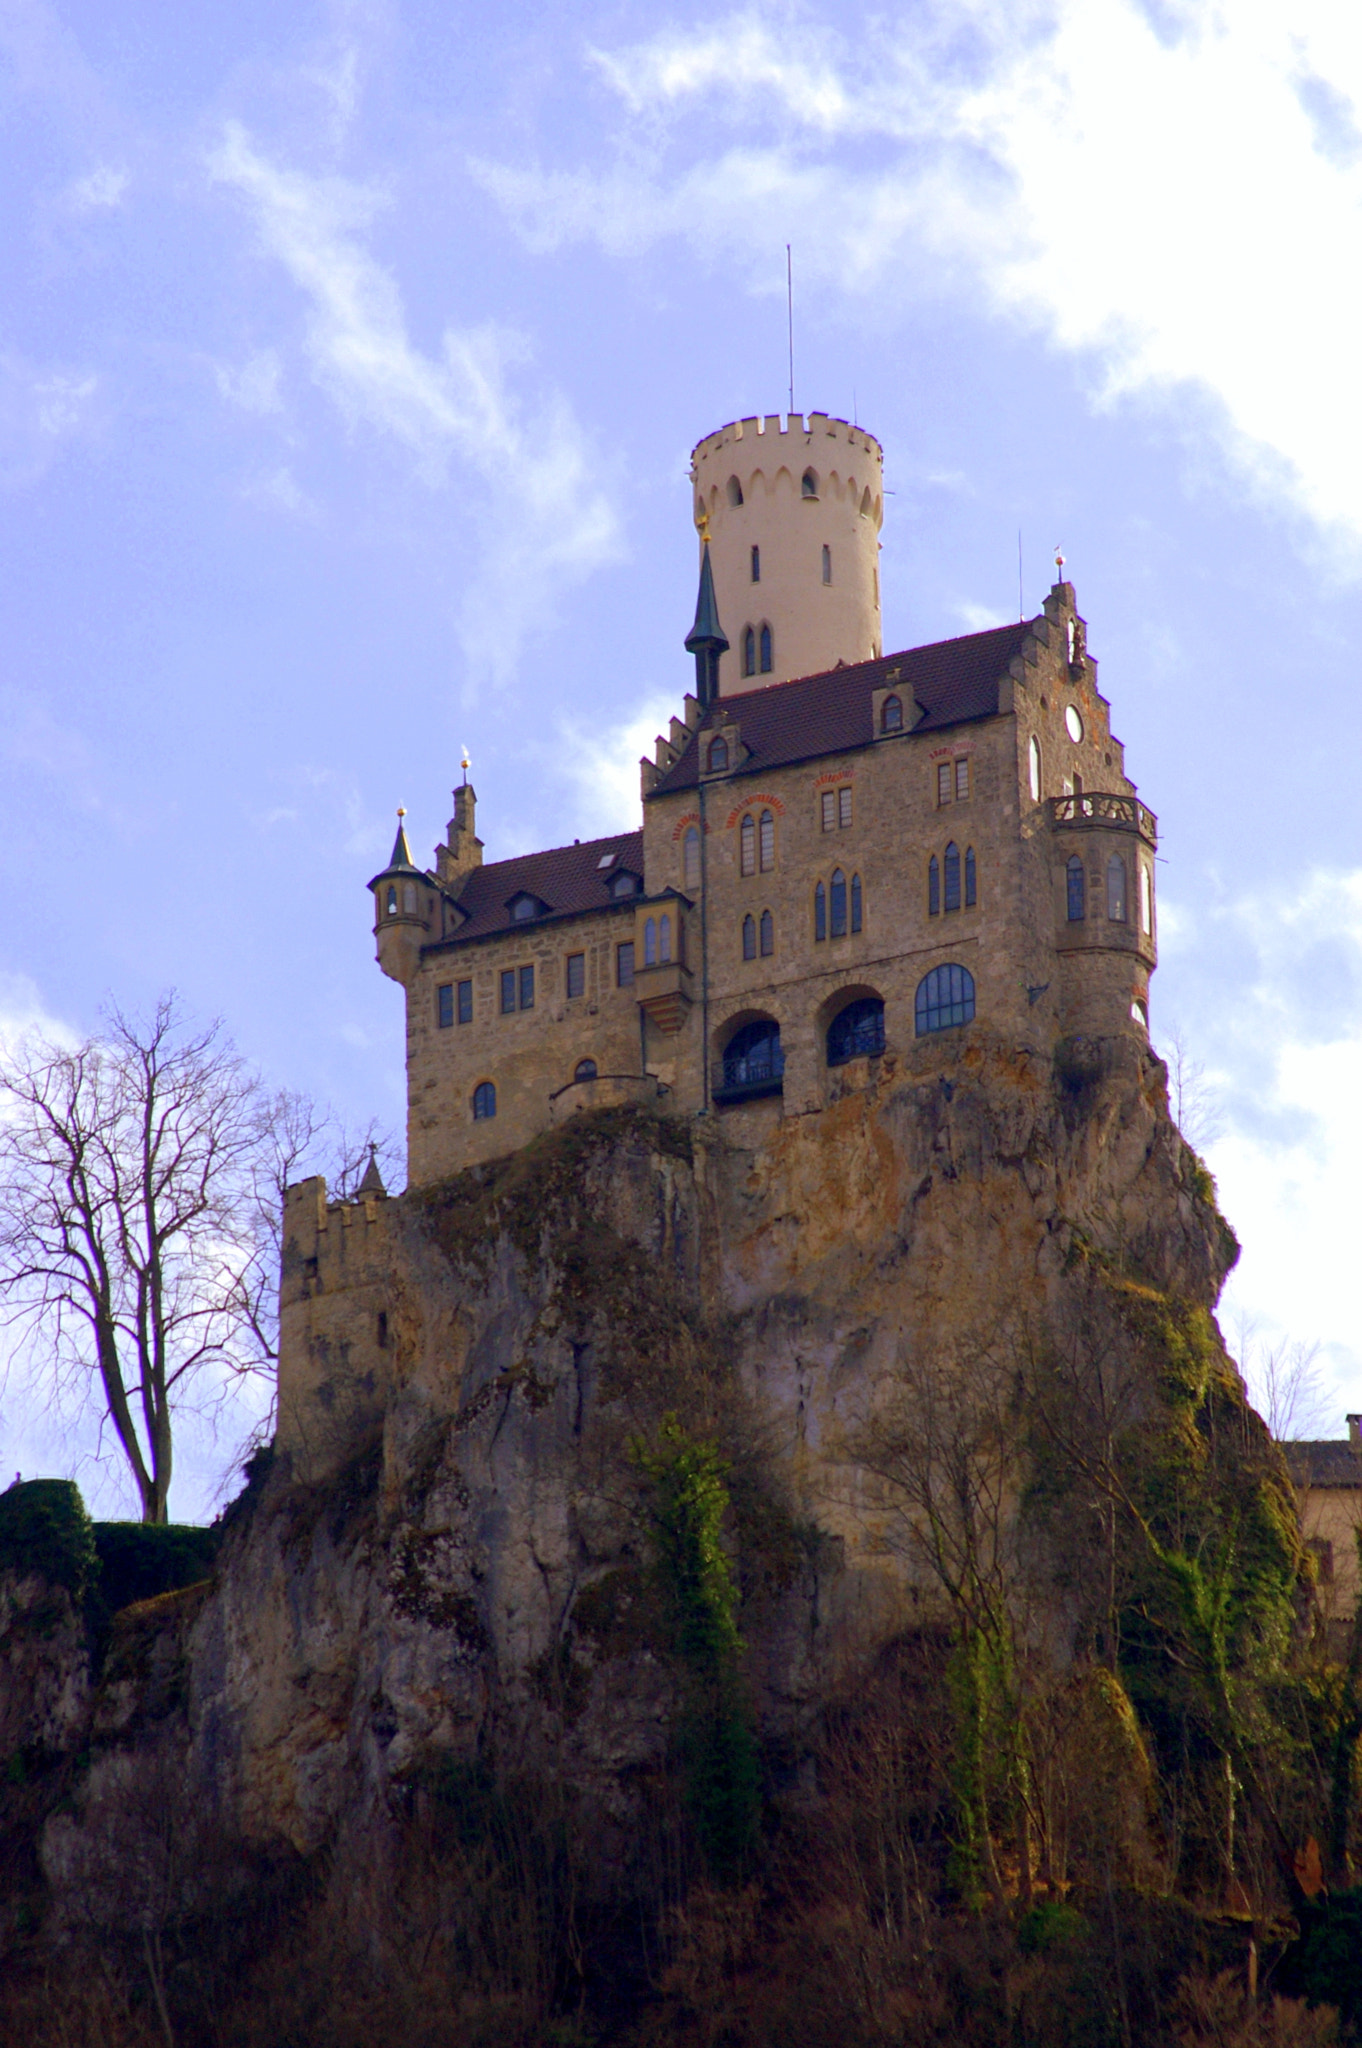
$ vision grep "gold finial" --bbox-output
[460,748,471,787]
[1054,546,1065,576]
[397,805,406,819]
[696,508,712,545]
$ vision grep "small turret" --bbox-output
[436,755,483,888]
[369,809,433,987]
[684,535,729,710]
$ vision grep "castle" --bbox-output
[367,409,1157,1185]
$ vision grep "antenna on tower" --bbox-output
[786,243,794,416]
[1018,531,1024,621]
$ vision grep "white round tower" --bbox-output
[690,412,883,694]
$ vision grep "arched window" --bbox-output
[742,913,756,961]
[751,544,760,583]
[828,996,885,1067]
[1131,998,1149,1030]
[385,885,397,916]
[850,873,862,933]
[830,868,848,937]
[814,881,827,942]
[742,627,755,677]
[1065,855,1085,921]
[683,827,701,892]
[915,964,976,1036]
[1107,855,1128,923]
[644,917,657,966]
[707,735,728,774]
[944,842,961,913]
[882,694,903,734]
[759,809,774,872]
[860,486,873,518]
[1029,736,1042,803]
[574,1059,597,1083]
[760,909,773,957]
[759,623,773,673]
[740,813,756,877]
[801,468,818,497]
[659,913,672,963]
[928,856,940,917]
[822,544,832,584]
[964,848,976,908]
[727,475,743,506]
[720,1018,784,1095]
[472,1081,497,1120]
[1140,864,1153,935]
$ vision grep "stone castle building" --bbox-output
[367,408,1157,1187]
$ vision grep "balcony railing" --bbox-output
[714,1045,785,1104]
[1048,792,1157,843]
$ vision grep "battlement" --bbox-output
[277,1175,397,1481]
[690,412,884,467]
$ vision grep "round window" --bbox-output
[1065,704,1084,743]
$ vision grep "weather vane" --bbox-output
[461,748,471,786]
[1054,546,1065,577]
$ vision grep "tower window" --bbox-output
[760,908,773,957]
[1107,855,1128,923]
[741,814,756,876]
[659,912,672,964]
[500,969,516,1014]
[821,789,836,832]
[1140,864,1153,935]
[742,913,756,961]
[759,624,772,673]
[882,694,903,734]
[519,964,535,1010]
[937,762,952,806]
[955,758,970,801]
[683,827,701,892]
[437,984,454,1028]
[458,979,473,1025]
[707,735,729,774]
[928,855,940,917]
[839,787,852,829]
[915,964,975,1036]
[386,886,397,915]
[850,873,862,933]
[742,627,755,678]
[751,545,760,583]
[830,868,848,938]
[944,842,961,914]
[616,941,635,986]
[759,809,775,871]
[814,881,827,942]
[964,847,976,909]
[727,475,743,506]
[566,953,585,999]
[644,916,657,967]
[472,1081,497,1120]
[574,1058,597,1083]
[1029,736,1042,802]
[801,468,818,497]
[822,544,831,584]
[1066,856,1085,922]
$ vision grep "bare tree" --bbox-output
[0,994,398,1523]
[1232,1312,1329,1442]
[1161,1024,1225,1154]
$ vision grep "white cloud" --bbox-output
[208,123,623,680]
[480,0,1362,551]
[66,163,128,211]
[241,463,317,519]
[553,692,679,845]
[0,355,97,486]
[216,348,284,415]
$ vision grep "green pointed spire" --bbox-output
[389,811,415,870]
[685,540,728,708]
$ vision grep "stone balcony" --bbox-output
[1048,792,1157,846]
[633,960,694,1035]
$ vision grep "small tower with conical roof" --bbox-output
[369,809,434,987]
[684,530,729,710]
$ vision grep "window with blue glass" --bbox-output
[928,855,940,916]
[915,964,976,1035]
[944,842,961,913]
[850,873,862,933]
[719,1018,784,1097]
[742,627,755,678]
[827,996,885,1066]
[759,623,772,673]
[437,983,454,1029]
[965,847,976,908]
[759,909,773,957]
[815,880,827,941]
[742,913,756,961]
[1066,856,1085,922]
[472,1081,496,1120]
[830,868,847,937]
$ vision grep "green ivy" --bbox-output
[0,1480,96,1600]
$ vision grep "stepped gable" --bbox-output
[434,828,644,944]
[650,617,1033,796]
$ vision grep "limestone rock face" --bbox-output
[8,1035,1235,1892]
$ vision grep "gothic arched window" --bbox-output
[760,909,773,957]
[828,996,885,1067]
[759,623,773,673]
[882,694,903,734]
[850,873,862,933]
[944,842,961,913]
[720,1018,784,1095]
[385,886,397,916]
[707,735,728,774]
[740,814,756,876]
[801,468,818,497]
[683,827,700,892]
[472,1081,497,1120]
[574,1059,597,1083]
[928,856,940,917]
[659,913,672,964]
[1107,854,1128,923]
[965,847,977,908]
[759,809,775,872]
[727,475,743,506]
[742,627,755,678]
[1029,736,1042,803]
[1140,864,1153,935]
[742,913,756,961]
[830,868,848,937]
[915,964,975,1036]
[814,881,827,942]
[1066,855,1085,922]
[644,917,657,967]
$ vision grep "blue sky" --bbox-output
[4,0,1362,1517]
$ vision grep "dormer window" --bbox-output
[610,870,639,898]
[882,694,903,734]
[707,735,729,774]
[509,892,542,922]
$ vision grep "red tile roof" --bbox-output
[433,829,645,946]
[649,620,1033,799]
